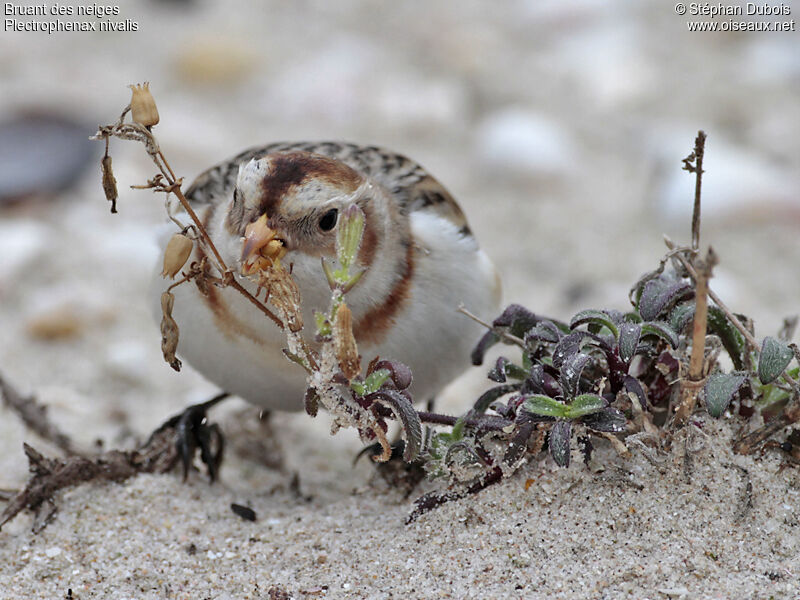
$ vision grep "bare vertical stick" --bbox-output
[682,130,707,251]
[674,247,718,426]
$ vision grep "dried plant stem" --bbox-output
[0,435,179,531]
[674,248,718,426]
[665,237,798,389]
[457,305,525,348]
[684,130,707,251]
[0,372,82,457]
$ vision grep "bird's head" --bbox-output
[228,151,378,275]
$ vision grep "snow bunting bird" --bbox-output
[156,141,501,411]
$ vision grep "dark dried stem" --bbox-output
[684,130,706,251]
[0,373,82,457]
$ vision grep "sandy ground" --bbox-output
[1,1,799,598]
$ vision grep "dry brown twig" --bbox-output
[0,434,180,532]
[674,247,718,426]
[0,373,81,457]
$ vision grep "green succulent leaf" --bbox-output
[707,307,747,371]
[618,322,642,363]
[314,310,331,337]
[488,357,528,383]
[569,310,619,338]
[639,278,693,322]
[549,420,572,467]
[641,321,679,349]
[669,301,695,333]
[364,368,391,394]
[564,394,607,418]
[758,336,794,384]
[524,395,569,418]
[704,372,747,418]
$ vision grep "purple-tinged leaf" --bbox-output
[669,301,695,334]
[641,321,679,348]
[560,353,592,399]
[623,375,648,410]
[371,360,413,390]
[704,372,747,417]
[471,330,499,366]
[491,304,542,336]
[582,407,626,432]
[473,384,520,413]
[488,357,528,383]
[553,332,597,369]
[656,351,680,376]
[503,410,536,466]
[524,320,562,345]
[549,420,572,467]
[564,394,606,419]
[569,310,619,338]
[365,390,422,461]
[639,278,693,322]
[758,336,794,384]
[618,323,642,363]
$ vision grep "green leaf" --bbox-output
[569,310,619,339]
[707,307,747,371]
[564,394,607,419]
[350,380,366,396]
[524,395,568,418]
[618,323,642,363]
[704,372,747,418]
[758,336,794,384]
[641,321,679,348]
[314,310,331,337]
[669,301,695,333]
[336,204,365,271]
[639,278,693,322]
[488,357,528,382]
[549,420,572,467]
[364,368,391,394]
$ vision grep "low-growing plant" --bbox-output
[2,90,798,530]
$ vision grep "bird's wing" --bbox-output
[184,141,470,235]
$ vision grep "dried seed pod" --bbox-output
[101,154,118,213]
[160,291,181,371]
[128,82,160,127]
[268,267,303,332]
[161,232,194,278]
[334,302,360,380]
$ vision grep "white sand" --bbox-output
[1,1,799,598]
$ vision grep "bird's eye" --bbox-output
[318,208,338,231]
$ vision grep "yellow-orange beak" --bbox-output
[241,214,287,275]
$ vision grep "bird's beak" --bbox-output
[241,214,287,275]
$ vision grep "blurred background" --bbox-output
[1,0,798,473]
